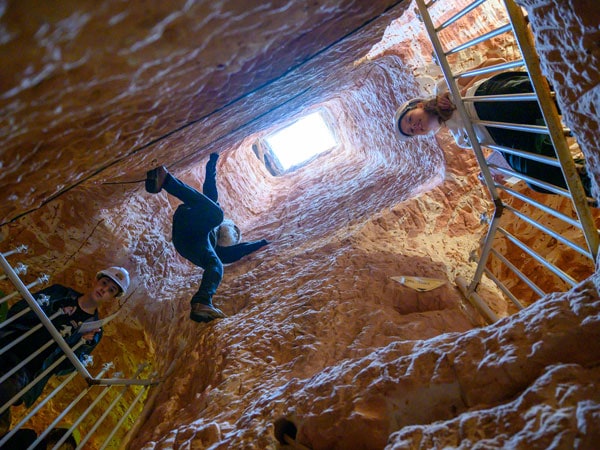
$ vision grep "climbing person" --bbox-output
[145,153,269,323]
[393,60,593,198]
[0,266,130,431]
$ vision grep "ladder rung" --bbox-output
[446,23,512,55]
[436,0,487,31]
[455,59,525,80]
[487,251,544,299]
[490,164,568,196]
[462,93,540,102]
[504,204,592,259]
[474,119,553,135]
[497,227,577,287]
[496,184,585,229]
[482,142,561,167]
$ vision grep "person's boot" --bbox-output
[190,302,226,323]
[145,166,168,193]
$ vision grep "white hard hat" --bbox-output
[217,218,242,247]
[96,266,130,297]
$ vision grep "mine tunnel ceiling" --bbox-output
[0,1,407,225]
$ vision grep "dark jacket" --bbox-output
[0,284,101,407]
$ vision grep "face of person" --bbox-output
[91,276,121,302]
[400,106,438,136]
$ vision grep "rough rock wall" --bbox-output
[0,0,402,224]
[517,0,600,205]
[0,0,599,449]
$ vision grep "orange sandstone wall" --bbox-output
[0,0,599,449]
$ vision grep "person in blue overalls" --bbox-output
[145,153,269,323]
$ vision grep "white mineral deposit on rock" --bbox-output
[0,0,598,448]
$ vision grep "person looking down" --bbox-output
[393,60,593,198]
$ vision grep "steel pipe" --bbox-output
[446,23,512,55]
[497,227,577,287]
[489,248,546,298]
[436,0,487,31]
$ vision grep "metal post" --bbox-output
[50,365,117,450]
[99,384,151,450]
[0,311,62,356]
[0,276,49,307]
[503,0,599,261]
[0,262,27,281]
[1,244,28,258]
[0,341,84,417]
[36,364,113,450]
[76,364,147,449]
[0,253,92,379]
[3,372,78,447]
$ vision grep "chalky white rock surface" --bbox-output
[0,0,598,448]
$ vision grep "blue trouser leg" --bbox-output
[164,174,224,306]
[164,173,221,213]
[203,155,219,203]
[190,251,223,305]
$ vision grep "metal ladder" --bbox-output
[414,0,599,322]
[0,245,158,449]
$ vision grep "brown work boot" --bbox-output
[189,303,226,323]
[145,166,168,193]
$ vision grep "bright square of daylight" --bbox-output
[265,111,337,170]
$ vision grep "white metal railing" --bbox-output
[0,245,159,448]
[414,0,599,321]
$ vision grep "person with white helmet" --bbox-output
[145,152,269,323]
[393,60,593,199]
[0,266,129,429]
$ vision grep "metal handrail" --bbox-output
[435,0,488,31]
[1,248,161,448]
[0,253,92,379]
[446,23,512,55]
[415,0,598,322]
[497,227,577,287]
[503,0,599,259]
[0,252,159,387]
